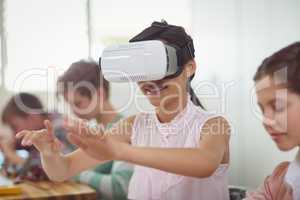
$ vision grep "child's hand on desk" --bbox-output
[0,137,14,153]
[0,130,14,152]
[15,120,63,157]
[63,118,128,161]
[0,136,25,165]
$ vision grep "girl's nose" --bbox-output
[262,111,276,127]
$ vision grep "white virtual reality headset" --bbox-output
[100,40,181,82]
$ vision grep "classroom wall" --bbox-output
[191,0,300,189]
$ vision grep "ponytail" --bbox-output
[188,75,205,109]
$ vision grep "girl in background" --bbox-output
[246,42,300,200]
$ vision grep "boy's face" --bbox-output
[256,76,300,151]
[64,90,101,120]
[6,114,44,134]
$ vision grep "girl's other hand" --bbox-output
[15,120,62,156]
[63,117,128,161]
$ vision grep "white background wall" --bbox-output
[190,0,300,189]
[0,0,300,190]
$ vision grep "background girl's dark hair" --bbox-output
[130,21,204,109]
[254,42,300,94]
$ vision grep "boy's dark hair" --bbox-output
[57,59,110,99]
[2,93,44,124]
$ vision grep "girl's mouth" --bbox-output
[270,132,286,142]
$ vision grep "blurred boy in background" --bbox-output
[57,59,132,200]
[0,92,75,180]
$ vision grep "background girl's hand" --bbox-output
[15,120,62,156]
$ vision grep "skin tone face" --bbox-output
[256,75,300,151]
[138,60,196,122]
[64,90,101,120]
[6,114,45,133]
[63,87,118,128]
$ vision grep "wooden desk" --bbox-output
[0,181,97,200]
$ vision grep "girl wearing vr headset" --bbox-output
[245,42,300,200]
[16,22,231,200]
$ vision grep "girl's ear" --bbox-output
[185,59,197,78]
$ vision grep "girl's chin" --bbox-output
[276,142,297,152]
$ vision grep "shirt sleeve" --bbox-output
[73,161,133,200]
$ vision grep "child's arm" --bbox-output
[73,161,133,199]
[121,116,230,178]
[0,139,25,165]
[16,118,133,181]
[69,116,230,178]
[0,133,25,165]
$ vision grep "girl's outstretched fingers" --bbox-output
[63,117,99,137]
[67,133,88,149]
[21,131,35,146]
[16,130,30,140]
[44,120,55,138]
[63,117,82,134]
[53,138,63,152]
[15,125,61,155]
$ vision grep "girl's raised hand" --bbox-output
[63,117,128,161]
[15,120,62,156]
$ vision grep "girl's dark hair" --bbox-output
[130,21,204,109]
[254,42,300,94]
